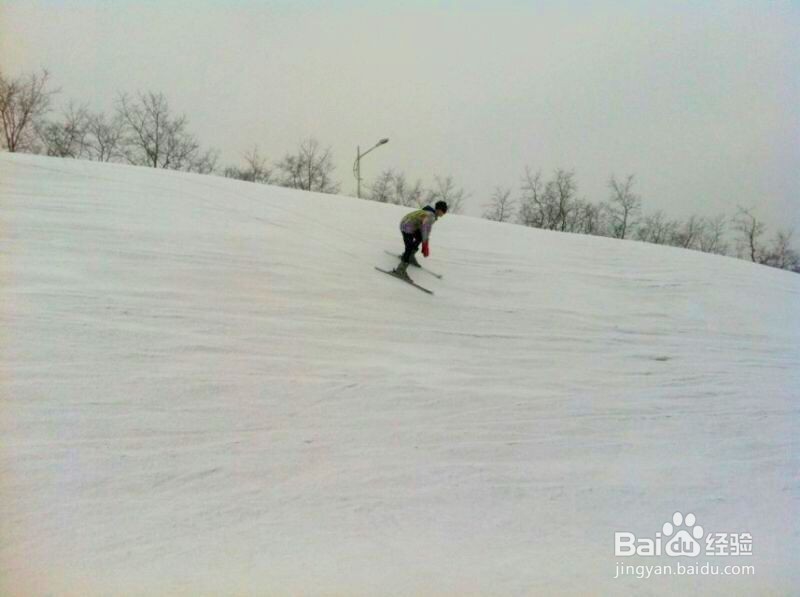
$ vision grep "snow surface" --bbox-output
[1,153,798,596]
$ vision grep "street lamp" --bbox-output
[353,137,389,198]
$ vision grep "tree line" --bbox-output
[1,68,796,273]
[0,69,343,191]
[0,68,466,207]
[482,169,799,272]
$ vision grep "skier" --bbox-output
[393,200,448,280]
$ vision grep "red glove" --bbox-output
[422,241,430,258]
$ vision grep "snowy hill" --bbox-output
[1,153,797,596]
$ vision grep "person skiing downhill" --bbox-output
[393,200,448,280]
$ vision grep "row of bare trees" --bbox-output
[222,141,340,194]
[1,67,469,210]
[2,68,795,271]
[483,169,799,272]
[1,70,216,171]
[366,170,467,214]
[0,68,344,192]
[225,149,467,210]
[1,68,469,208]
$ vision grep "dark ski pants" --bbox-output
[401,231,423,264]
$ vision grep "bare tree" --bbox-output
[0,68,57,153]
[549,169,580,232]
[733,207,767,263]
[575,200,608,236]
[85,111,126,162]
[671,214,707,250]
[606,174,641,239]
[364,169,425,206]
[762,229,800,271]
[116,91,217,173]
[276,138,340,193]
[224,146,273,184]
[517,168,548,227]
[696,214,728,255]
[368,169,396,203]
[636,211,678,245]
[517,169,580,231]
[392,172,425,207]
[483,187,516,222]
[39,102,91,158]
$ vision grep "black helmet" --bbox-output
[435,200,448,214]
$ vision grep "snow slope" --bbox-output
[1,153,798,596]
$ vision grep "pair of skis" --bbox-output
[376,250,443,295]
[383,251,443,279]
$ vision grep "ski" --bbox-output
[383,250,443,279]
[375,267,434,295]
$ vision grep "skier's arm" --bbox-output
[421,214,434,257]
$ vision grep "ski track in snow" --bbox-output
[1,154,798,596]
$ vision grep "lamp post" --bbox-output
[353,137,389,198]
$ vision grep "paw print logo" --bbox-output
[663,512,704,557]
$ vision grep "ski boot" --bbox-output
[393,261,413,281]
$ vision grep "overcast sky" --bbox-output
[1,0,798,229]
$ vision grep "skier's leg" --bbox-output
[400,231,422,263]
[410,231,423,266]
[396,231,421,278]
[405,231,422,267]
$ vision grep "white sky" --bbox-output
[1,0,798,229]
